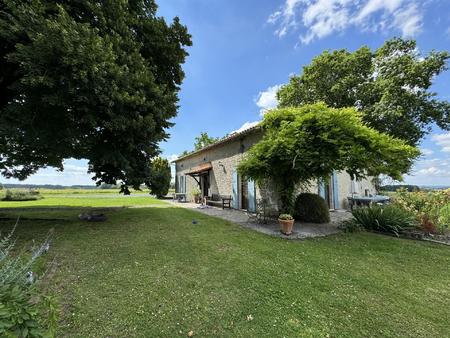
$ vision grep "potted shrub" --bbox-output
[192,188,201,204]
[278,213,295,235]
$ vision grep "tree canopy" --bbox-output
[194,132,220,151]
[238,103,420,213]
[0,0,191,193]
[178,132,220,156]
[277,38,450,146]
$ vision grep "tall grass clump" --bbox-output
[344,205,419,236]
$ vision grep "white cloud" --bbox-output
[420,148,434,156]
[392,3,422,37]
[416,166,450,176]
[431,133,450,153]
[268,0,424,44]
[2,159,94,186]
[230,121,260,135]
[167,154,179,162]
[62,163,89,174]
[356,0,404,20]
[255,84,281,116]
[404,161,450,186]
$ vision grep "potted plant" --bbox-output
[278,213,295,235]
[192,188,201,204]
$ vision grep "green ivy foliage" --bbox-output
[237,103,420,213]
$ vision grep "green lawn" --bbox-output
[0,192,165,208]
[0,195,449,337]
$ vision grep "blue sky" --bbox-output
[3,0,450,186]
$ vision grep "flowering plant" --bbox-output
[392,188,450,233]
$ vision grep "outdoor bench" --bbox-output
[206,194,232,209]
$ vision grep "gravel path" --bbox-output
[168,200,351,239]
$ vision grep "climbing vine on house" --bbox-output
[237,103,420,214]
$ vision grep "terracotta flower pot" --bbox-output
[279,218,294,235]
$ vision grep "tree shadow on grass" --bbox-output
[0,203,179,225]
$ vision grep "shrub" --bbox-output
[149,157,171,198]
[0,284,47,337]
[294,193,330,223]
[2,189,43,201]
[347,205,418,236]
[0,224,57,337]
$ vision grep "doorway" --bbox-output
[319,175,336,210]
[241,176,248,210]
[200,173,209,198]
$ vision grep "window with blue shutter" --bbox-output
[232,169,239,209]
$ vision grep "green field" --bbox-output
[0,189,166,208]
[0,191,449,337]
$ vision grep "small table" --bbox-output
[173,193,187,203]
[347,195,390,210]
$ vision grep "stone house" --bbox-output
[173,125,375,212]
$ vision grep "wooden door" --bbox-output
[200,173,209,197]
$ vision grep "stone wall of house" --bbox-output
[175,130,376,210]
[335,173,375,209]
[175,131,263,203]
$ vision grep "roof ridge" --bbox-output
[172,124,262,162]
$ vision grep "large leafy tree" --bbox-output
[238,103,420,214]
[0,0,191,193]
[149,157,171,198]
[277,38,450,146]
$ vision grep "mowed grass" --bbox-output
[0,191,166,208]
[0,197,449,337]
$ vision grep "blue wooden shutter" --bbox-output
[232,169,239,209]
[183,175,186,193]
[318,179,325,199]
[332,171,339,209]
[247,179,256,212]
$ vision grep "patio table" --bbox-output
[347,195,390,210]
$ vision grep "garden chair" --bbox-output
[247,198,276,224]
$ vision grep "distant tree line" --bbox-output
[0,183,99,190]
[380,185,421,192]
